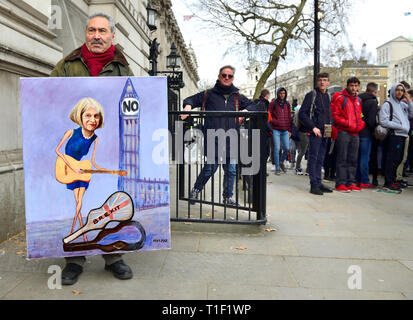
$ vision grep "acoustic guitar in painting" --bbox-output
[55,155,127,184]
[63,220,146,253]
[63,191,134,244]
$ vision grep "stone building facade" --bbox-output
[376,36,413,87]
[0,0,199,242]
[266,66,341,106]
[266,61,388,107]
[393,55,413,86]
[341,60,388,105]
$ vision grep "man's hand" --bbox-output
[312,127,322,137]
[403,92,412,104]
[239,109,249,122]
[181,105,192,120]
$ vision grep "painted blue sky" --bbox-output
[21,76,169,223]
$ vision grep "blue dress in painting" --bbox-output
[65,127,97,190]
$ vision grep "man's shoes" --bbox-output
[357,182,375,189]
[223,198,239,206]
[280,162,287,173]
[296,168,303,175]
[310,185,323,195]
[320,184,333,193]
[396,180,408,188]
[189,188,200,204]
[275,168,281,175]
[383,183,402,192]
[62,263,83,286]
[105,260,133,280]
[347,184,362,192]
[335,184,351,193]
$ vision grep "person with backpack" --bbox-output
[299,72,333,195]
[379,83,413,191]
[331,77,365,192]
[356,82,379,188]
[269,87,291,175]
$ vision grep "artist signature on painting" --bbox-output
[152,239,168,243]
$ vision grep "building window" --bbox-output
[375,71,380,76]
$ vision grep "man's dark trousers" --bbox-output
[308,134,328,187]
[336,131,359,187]
[383,135,406,186]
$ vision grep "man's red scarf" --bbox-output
[81,44,115,76]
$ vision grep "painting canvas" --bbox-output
[20,76,171,259]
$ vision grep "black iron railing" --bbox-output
[168,110,268,225]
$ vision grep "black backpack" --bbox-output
[374,101,393,141]
[293,90,316,130]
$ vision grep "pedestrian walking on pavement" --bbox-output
[269,87,291,175]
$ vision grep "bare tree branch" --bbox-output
[195,0,352,98]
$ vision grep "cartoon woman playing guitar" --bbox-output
[55,97,109,242]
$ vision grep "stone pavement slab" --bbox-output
[290,236,413,260]
[284,256,413,292]
[159,251,298,288]
[206,282,406,300]
[1,273,208,300]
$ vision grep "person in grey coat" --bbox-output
[379,83,413,190]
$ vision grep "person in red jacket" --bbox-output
[331,77,366,192]
[269,87,291,175]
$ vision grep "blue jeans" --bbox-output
[194,159,236,198]
[273,130,289,168]
[308,135,328,187]
[356,137,372,184]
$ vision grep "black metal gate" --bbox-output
[169,110,267,225]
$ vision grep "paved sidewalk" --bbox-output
[1,168,413,300]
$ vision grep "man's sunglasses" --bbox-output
[220,74,234,79]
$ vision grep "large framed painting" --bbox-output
[20,76,170,259]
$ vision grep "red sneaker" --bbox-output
[357,183,375,189]
[348,184,362,191]
[335,184,350,192]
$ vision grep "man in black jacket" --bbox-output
[299,72,333,195]
[356,83,378,188]
[181,65,252,205]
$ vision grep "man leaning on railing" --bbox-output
[180,65,254,206]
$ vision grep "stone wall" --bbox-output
[0,0,61,242]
